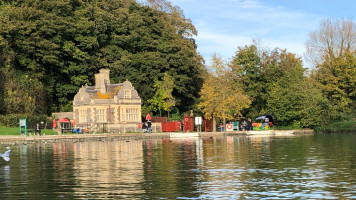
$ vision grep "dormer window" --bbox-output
[124,89,131,98]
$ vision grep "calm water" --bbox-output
[0,134,355,199]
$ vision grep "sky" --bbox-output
[168,0,356,67]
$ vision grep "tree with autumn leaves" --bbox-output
[198,54,251,128]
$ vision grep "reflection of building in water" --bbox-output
[53,140,144,198]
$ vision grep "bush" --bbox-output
[168,111,183,122]
[0,114,50,128]
[318,120,356,132]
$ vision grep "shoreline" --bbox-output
[0,129,314,145]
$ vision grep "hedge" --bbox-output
[0,114,52,128]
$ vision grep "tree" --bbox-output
[306,18,356,65]
[312,52,356,121]
[231,44,264,117]
[306,18,356,122]
[0,0,204,115]
[233,43,327,128]
[149,72,175,117]
[264,50,310,127]
[199,54,251,127]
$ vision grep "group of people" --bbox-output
[240,118,253,131]
[142,120,152,133]
[240,117,272,130]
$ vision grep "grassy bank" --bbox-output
[0,127,60,136]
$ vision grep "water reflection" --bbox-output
[57,140,145,199]
[0,134,355,199]
[195,135,356,199]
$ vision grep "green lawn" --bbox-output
[0,127,60,135]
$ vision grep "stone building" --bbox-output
[73,69,141,133]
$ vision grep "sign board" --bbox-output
[20,119,26,126]
[195,117,202,125]
[226,123,233,131]
[19,119,27,136]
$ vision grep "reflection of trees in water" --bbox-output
[197,135,356,199]
[0,135,354,199]
[0,165,11,190]
[142,138,202,199]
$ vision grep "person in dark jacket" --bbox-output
[247,118,253,130]
[147,120,152,133]
[142,122,147,133]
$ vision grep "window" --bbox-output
[79,110,87,123]
[126,108,138,121]
[97,109,105,122]
[124,89,131,98]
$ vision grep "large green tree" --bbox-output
[231,44,264,117]
[312,53,356,121]
[264,50,326,127]
[0,0,204,115]
[306,18,356,122]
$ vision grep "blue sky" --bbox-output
[169,0,356,67]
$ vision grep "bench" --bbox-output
[61,128,73,133]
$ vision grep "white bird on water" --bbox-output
[0,147,11,162]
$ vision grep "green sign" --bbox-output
[19,119,27,136]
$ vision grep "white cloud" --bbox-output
[170,0,323,66]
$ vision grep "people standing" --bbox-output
[247,118,253,130]
[36,123,40,136]
[142,122,147,133]
[243,120,247,131]
[147,120,152,133]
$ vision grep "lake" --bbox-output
[0,134,355,199]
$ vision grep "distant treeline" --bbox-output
[0,1,355,130]
[198,19,356,130]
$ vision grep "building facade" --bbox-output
[73,69,141,133]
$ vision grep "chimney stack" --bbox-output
[95,69,110,94]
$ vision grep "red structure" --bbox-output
[162,122,181,132]
[205,118,214,132]
[183,115,194,132]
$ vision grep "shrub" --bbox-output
[0,114,50,128]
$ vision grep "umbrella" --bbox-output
[255,114,274,122]
[72,119,76,126]
[58,118,70,123]
[146,113,151,121]
[53,119,57,128]
[255,116,266,120]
